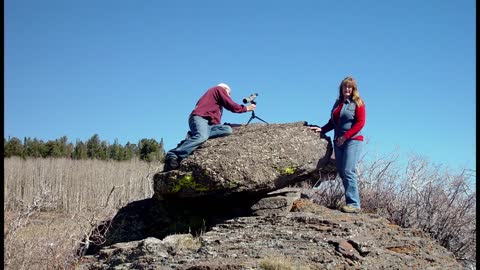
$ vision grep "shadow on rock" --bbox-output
[84,193,263,255]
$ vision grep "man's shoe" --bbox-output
[341,205,361,213]
[163,157,179,172]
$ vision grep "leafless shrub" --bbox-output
[356,149,403,216]
[73,186,120,257]
[4,190,80,269]
[4,190,55,247]
[311,149,476,268]
[4,195,42,269]
[4,186,123,270]
[389,155,476,266]
[309,176,344,209]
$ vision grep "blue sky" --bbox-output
[4,0,476,174]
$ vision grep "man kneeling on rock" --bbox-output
[163,83,256,172]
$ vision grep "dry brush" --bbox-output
[311,150,476,268]
[4,157,161,270]
[4,157,159,212]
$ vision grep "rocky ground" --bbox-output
[78,194,462,269]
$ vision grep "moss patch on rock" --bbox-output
[279,166,298,175]
[171,174,209,193]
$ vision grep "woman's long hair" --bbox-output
[338,76,364,107]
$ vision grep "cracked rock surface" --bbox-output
[79,198,462,270]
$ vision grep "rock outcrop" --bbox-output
[76,122,463,269]
[79,189,463,270]
[154,122,333,199]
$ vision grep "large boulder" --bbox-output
[153,121,333,199]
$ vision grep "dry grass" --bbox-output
[259,255,313,270]
[4,157,161,213]
[3,157,161,269]
[162,234,202,252]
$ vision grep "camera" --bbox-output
[243,93,258,104]
[243,92,268,125]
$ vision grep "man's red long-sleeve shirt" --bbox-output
[191,86,247,125]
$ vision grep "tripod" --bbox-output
[246,101,268,125]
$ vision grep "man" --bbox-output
[163,83,256,172]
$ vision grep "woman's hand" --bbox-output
[336,136,346,146]
[308,126,322,133]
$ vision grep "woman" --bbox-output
[309,76,366,213]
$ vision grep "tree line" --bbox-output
[4,134,165,162]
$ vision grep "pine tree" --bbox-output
[45,140,62,158]
[158,138,166,162]
[86,134,101,159]
[123,142,136,160]
[66,142,74,158]
[4,137,24,158]
[109,139,122,161]
[72,140,88,160]
[23,137,44,158]
[139,138,165,162]
[98,140,108,160]
[58,136,69,158]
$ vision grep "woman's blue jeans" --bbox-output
[334,139,362,208]
[166,115,233,160]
